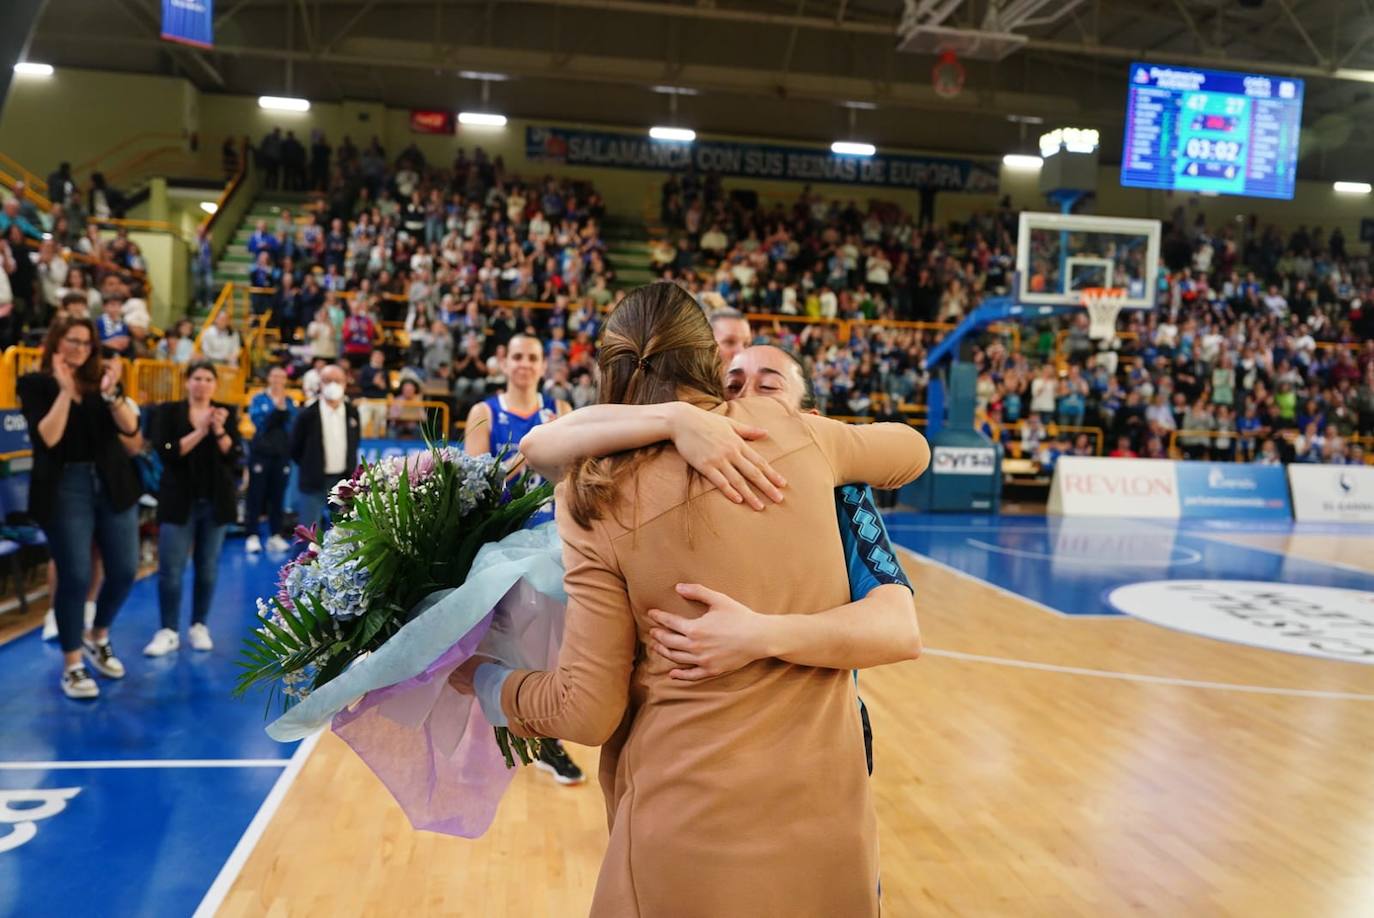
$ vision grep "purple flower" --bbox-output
[405,451,436,482]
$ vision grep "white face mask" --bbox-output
[322,382,345,403]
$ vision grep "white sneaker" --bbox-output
[245,535,263,554]
[61,665,99,700]
[188,623,214,651]
[143,628,180,657]
[84,601,96,629]
[42,609,58,641]
[266,534,291,553]
[83,636,126,679]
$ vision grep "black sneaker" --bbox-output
[535,740,585,785]
[61,665,99,700]
[82,637,127,679]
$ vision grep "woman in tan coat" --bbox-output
[462,283,929,917]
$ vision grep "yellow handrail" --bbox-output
[0,167,53,212]
[71,132,186,179]
[196,282,236,350]
[0,152,46,194]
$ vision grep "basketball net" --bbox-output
[1080,287,1127,342]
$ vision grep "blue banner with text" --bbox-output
[161,0,214,49]
[526,125,1000,194]
[1176,462,1292,520]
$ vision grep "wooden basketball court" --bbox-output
[217,522,1374,917]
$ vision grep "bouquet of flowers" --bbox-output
[235,444,572,835]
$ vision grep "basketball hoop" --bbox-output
[1080,287,1127,342]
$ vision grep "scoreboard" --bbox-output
[1121,62,1304,200]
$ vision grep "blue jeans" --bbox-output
[44,463,139,654]
[157,499,228,630]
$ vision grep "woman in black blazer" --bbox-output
[144,360,242,657]
[17,318,143,700]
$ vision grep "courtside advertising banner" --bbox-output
[1175,462,1292,520]
[161,0,213,49]
[931,446,997,476]
[1048,456,1180,518]
[1288,464,1374,523]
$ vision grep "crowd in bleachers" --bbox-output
[652,173,1374,467]
[234,133,614,423]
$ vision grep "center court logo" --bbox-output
[1107,580,1374,663]
[0,787,81,853]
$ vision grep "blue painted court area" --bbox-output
[885,513,1374,617]
[0,542,294,918]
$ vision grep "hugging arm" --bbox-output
[519,401,786,508]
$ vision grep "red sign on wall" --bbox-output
[410,110,455,135]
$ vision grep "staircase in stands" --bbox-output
[202,190,313,318]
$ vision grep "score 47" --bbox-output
[1184,93,1247,116]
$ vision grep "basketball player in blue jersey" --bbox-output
[463,333,584,784]
[520,326,923,775]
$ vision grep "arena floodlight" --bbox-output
[1333,181,1372,194]
[831,141,876,157]
[259,96,311,112]
[458,112,508,127]
[199,202,219,214]
[1002,154,1043,170]
[650,126,696,142]
[13,62,54,77]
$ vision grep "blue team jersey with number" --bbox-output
[483,393,559,527]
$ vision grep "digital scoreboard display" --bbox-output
[1121,62,1304,200]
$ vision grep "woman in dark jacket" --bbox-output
[17,317,143,700]
[144,360,242,657]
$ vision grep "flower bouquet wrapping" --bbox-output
[235,445,570,837]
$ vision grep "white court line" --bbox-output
[895,545,1121,619]
[922,647,1374,701]
[0,759,290,770]
[192,729,322,918]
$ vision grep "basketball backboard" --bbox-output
[1015,212,1161,310]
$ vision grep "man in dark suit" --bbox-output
[290,363,360,532]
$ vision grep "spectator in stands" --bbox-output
[96,293,131,356]
[0,239,14,349]
[201,310,242,366]
[341,297,379,368]
[19,318,143,699]
[388,378,427,438]
[248,220,281,263]
[221,137,240,180]
[245,366,298,555]
[259,128,283,190]
[451,334,489,406]
[291,363,360,532]
[0,196,42,241]
[158,318,196,365]
[306,303,339,362]
[59,268,100,314]
[145,360,242,657]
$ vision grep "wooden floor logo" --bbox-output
[0,787,81,854]
[1107,580,1374,663]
